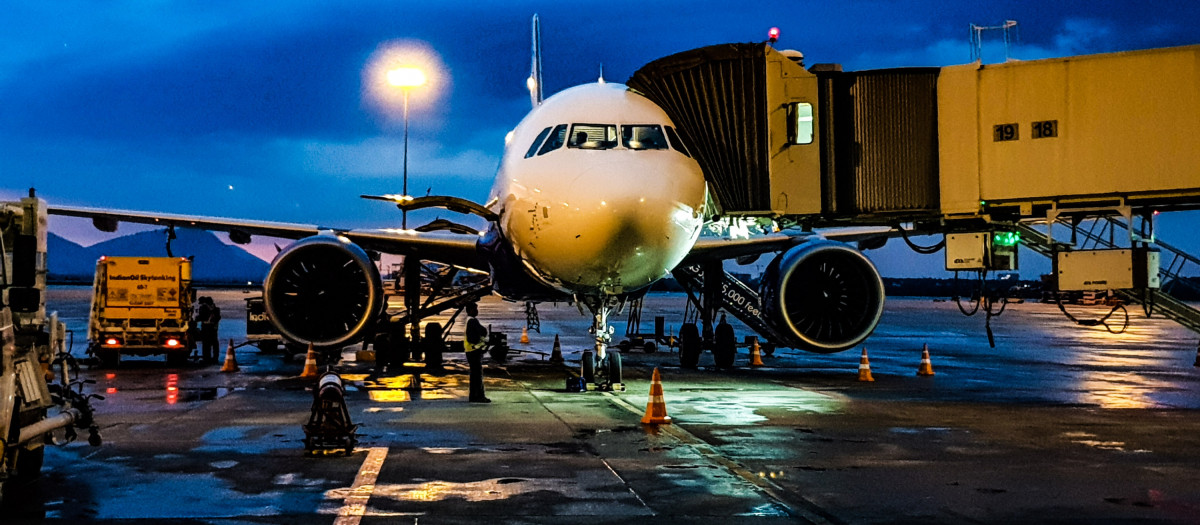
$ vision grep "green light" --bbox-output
[993,231,1020,247]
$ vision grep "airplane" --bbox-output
[46,15,888,387]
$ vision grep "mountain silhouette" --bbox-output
[48,228,269,285]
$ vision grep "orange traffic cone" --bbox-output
[300,343,318,378]
[917,344,935,376]
[549,334,563,363]
[857,348,874,382]
[220,339,239,373]
[641,367,672,424]
[749,337,764,366]
[520,326,530,344]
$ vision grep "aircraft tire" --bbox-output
[607,351,622,385]
[643,341,656,353]
[581,351,596,383]
[679,323,701,369]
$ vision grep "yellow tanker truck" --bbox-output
[87,256,196,366]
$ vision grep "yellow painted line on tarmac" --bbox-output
[334,447,389,525]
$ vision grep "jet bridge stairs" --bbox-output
[1014,218,1200,334]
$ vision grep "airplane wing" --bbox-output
[681,226,897,266]
[48,205,486,270]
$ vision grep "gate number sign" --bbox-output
[993,123,1018,142]
[994,120,1058,142]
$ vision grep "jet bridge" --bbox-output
[628,43,1200,222]
[630,42,1200,337]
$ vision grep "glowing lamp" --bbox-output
[387,67,427,88]
[768,27,780,43]
[105,338,120,346]
[992,231,1021,247]
[165,338,180,347]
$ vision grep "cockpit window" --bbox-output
[568,124,617,149]
[664,126,692,158]
[537,124,567,156]
[621,125,668,150]
[525,127,552,158]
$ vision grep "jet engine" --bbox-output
[760,240,885,353]
[263,234,384,348]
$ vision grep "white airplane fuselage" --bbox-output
[488,82,708,298]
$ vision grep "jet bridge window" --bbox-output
[568,124,617,149]
[621,125,668,150]
[536,124,568,156]
[525,126,553,158]
[787,102,814,145]
[664,126,692,158]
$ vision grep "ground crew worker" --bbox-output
[197,296,221,363]
[463,302,490,403]
[715,313,736,369]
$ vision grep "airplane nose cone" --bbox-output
[522,157,705,294]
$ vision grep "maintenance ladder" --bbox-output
[1015,218,1200,334]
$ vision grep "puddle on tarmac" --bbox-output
[1060,431,1150,453]
[44,448,322,520]
[673,390,840,425]
[194,426,301,454]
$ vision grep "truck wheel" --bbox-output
[97,349,119,368]
[166,350,188,367]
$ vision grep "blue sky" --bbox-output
[3,1,1199,277]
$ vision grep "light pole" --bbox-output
[387,66,426,230]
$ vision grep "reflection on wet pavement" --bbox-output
[672,389,841,425]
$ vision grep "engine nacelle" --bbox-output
[263,234,384,348]
[760,240,885,353]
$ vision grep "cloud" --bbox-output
[286,136,501,181]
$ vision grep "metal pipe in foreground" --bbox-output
[17,409,80,446]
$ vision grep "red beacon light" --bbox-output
[104,337,120,346]
[768,27,780,44]
[165,338,181,348]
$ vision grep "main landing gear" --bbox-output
[578,295,624,392]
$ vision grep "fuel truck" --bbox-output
[1,190,101,500]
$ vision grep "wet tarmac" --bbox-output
[5,287,1200,523]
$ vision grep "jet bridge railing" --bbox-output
[1014,220,1200,334]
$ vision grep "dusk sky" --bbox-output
[4,1,1200,278]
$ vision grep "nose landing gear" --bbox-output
[579,296,625,392]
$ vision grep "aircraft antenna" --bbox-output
[598,63,605,83]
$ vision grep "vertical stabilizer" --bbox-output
[528,14,544,107]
